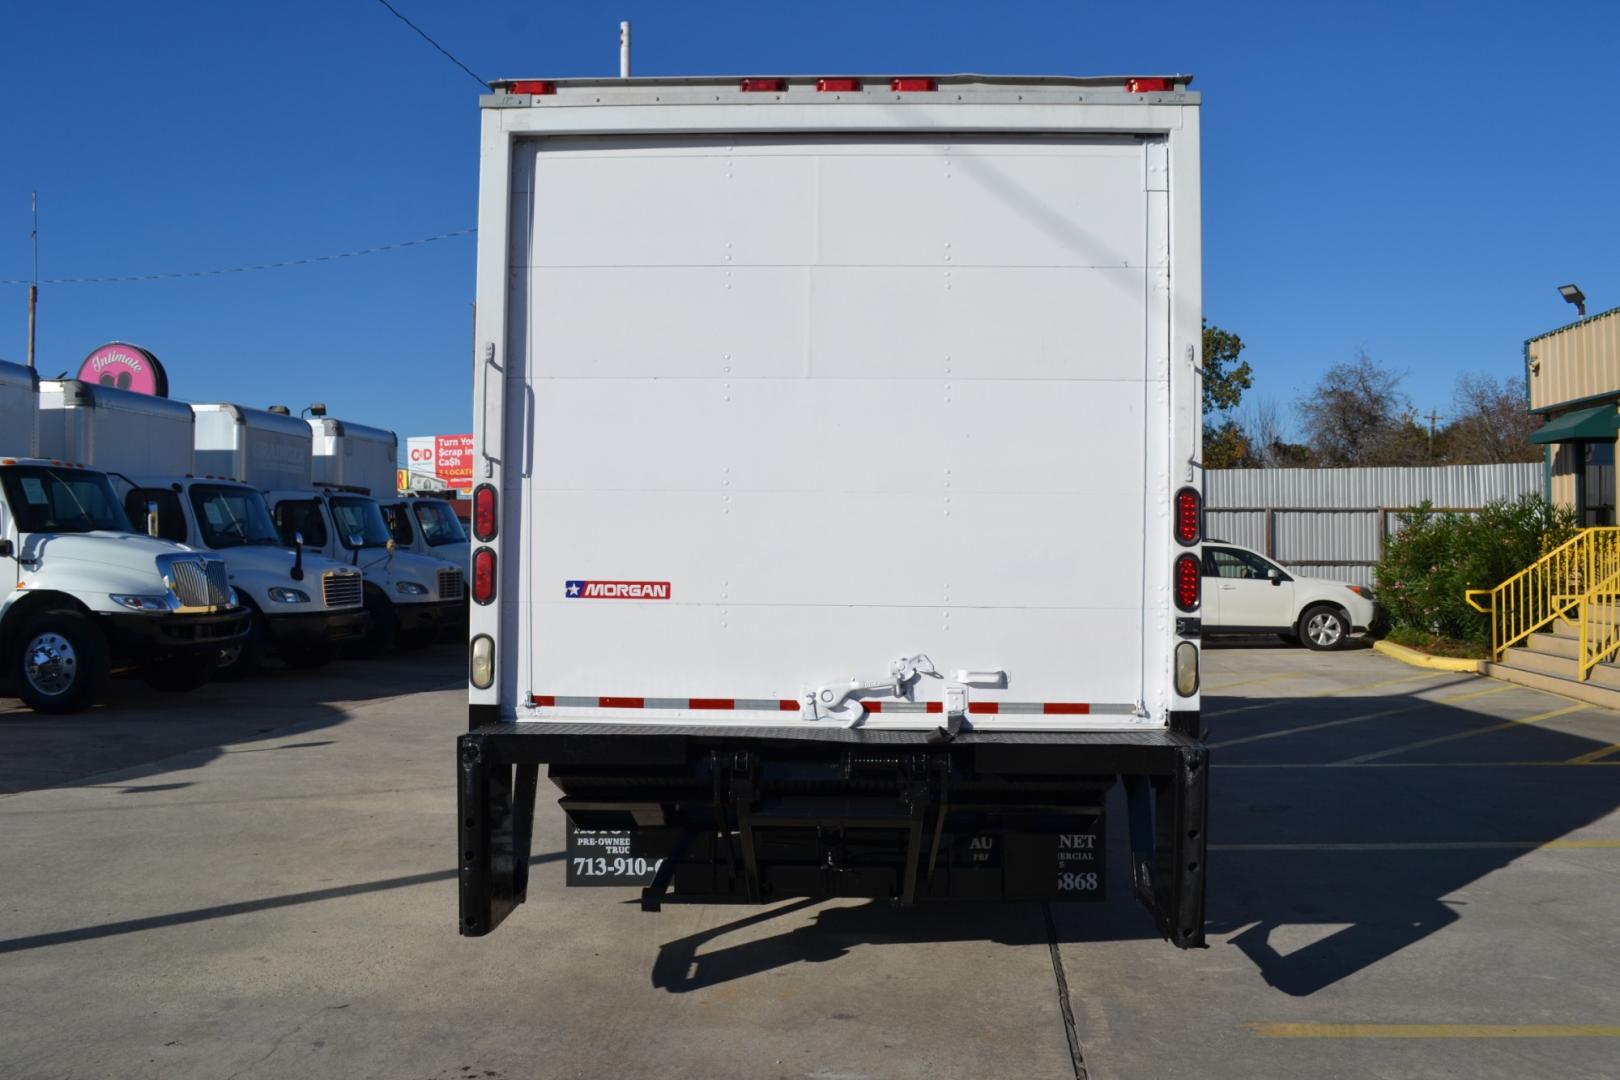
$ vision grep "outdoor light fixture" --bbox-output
[301,402,327,418]
[1559,284,1587,317]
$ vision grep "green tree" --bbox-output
[1202,321,1253,415]
[1204,418,1257,468]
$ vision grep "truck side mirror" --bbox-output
[0,539,12,558]
[350,532,363,565]
[146,500,160,539]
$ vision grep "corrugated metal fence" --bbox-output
[1204,463,1543,586]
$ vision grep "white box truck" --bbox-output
[37,383,369,679]
[380,493,471,570]
[308,417,397,498]
[0,360,38,457]
[461,73,1208,946]
[3,367,248,709]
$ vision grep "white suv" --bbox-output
[1200,541,1377,650]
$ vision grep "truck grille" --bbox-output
[438,567,464,600]
[169,558,232,609]
[322,571,364,609]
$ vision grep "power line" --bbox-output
[0,228,474,286]
[372,0,487,89]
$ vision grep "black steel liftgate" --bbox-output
[458,718,1208,948]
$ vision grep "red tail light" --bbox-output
[740,78,786,92]
[508,80,556,95]
[1174,486,1202,546]
[1174,554,1201,612]
[473,547,496,606]
[473,483,497,542]
[1127,78,1172,93]
[890,77,936,92]
[816,78,861,92]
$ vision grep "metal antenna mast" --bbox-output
[27,192,37,369]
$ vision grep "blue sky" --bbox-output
[2,0,1615,444]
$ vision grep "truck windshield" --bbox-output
[1,465,132,534]
[411,500,467,547]
[189,485,281,549]
[329,495,393,549]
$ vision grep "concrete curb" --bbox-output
[1373,639,1483,674]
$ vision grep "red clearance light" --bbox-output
[1174,554,1201,612]
[890,77,936,92]
[508,80,556,95]
[1174,486,1202,546]
[1127,77,1172,93]
[739,78,786,93]
[472,483,497,542]
[472,547,496,605]
[816,77,861,92]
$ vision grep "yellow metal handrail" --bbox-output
[1464,527,1620,661]
[1578,567,1620,680]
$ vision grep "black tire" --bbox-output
[348,592,399,659]
[11,609,109,714]
[213,610,267,682]
[280,641,335,669]
[141,654,217,693]
[1298,604,1349,651]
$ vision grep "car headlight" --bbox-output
[111,594,171,612]
[1347,585,1375,603]
[268,587,310,604]
[395,581,429,596]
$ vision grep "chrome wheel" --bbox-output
[24,632,78,697]
[1306,611,1344,648]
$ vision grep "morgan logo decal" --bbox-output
[565,580,671,600]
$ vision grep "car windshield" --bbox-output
[189,485,281,549]
[1,465,132,534]
[329,495,393,549]
[412,500,467,547]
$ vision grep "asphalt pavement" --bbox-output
[1,639,1617,1079]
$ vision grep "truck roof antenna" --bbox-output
[619,20,631,78]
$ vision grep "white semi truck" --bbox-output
[264,417,463,657]
[460,73,1208,945]
[380,493,471,571]
[1,363,248,711]
[36,383,369,679]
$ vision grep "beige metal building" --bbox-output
[1528,306,1620,524]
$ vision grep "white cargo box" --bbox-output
[308,417,397,497]
[0,359,38,458]
[37,380,194,476]
[193,403,313,490]
[472,75,1203,733]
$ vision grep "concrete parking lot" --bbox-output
[2,641,1618,1080]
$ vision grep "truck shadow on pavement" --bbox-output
[0,646,463,796]
[651,682,1620,1000]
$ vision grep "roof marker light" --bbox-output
[890,77,936,92]
[1127,77,1172,93]
[739,78,786,93]
[817,78,861,92]
[508,80,555,95]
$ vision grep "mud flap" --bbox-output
[1124,745,1208,948]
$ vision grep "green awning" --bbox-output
[1531,405,1620,444]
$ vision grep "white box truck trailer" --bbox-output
[0,360,38,458]
[308,417,397,498]
[38,383,367,680]
[462,73,1208,946]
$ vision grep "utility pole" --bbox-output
[1426,407,1441,462]
[26,192,37,369]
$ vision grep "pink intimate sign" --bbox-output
[76,342,169,397]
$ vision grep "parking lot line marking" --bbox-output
[1212,839,1620,852]
[1336,702,1587,765]
[1205,671,1465,717]
[1567,741,1620,765]
[1244,1023,1620,1039]
[1205,682,1505,749]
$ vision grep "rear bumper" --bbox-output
[457,720,1208,948]
[265,608,370,646]
[100,608,251,663]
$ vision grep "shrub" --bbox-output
[1375,495,1578,644]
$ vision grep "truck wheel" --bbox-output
[142,655,217,693]
[349,594,399,659]
[12,610,109,714]
[213,611,267,682]
[1299,605,1348,651]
